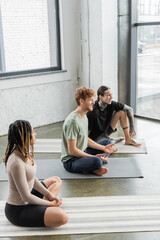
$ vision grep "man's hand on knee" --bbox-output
[96,154,109,164]
[130,129,136,138]
[103,144,118,154]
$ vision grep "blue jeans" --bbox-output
[63,139,111,174]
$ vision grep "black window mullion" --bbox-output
[55,0,61,70]
[135,21,160,26]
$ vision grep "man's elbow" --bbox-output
[68,147,75,155]
[68,148,74,155]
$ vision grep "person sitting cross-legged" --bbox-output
[61,87,117,176]
[87,85,141,147]
[4,120,68,228]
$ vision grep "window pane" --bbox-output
[0,0,60,73]
[138,0,160,21]
[137,25,160,119]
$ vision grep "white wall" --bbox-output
[0,0,80,135]
[102,0,118,99]
[0,0,118,136]
[80,0,118,99]
[80,0,103,89]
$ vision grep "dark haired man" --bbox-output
[87,86,141,147]
[61,87,117,176]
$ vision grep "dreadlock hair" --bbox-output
[3,120,34,166]
[97,86,110,101]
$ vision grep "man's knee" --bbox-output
[92,157,102,169]
[103,138,111,145]
[115,110,126,117]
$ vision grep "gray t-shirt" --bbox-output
[61,111,88,162]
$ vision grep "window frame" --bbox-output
[0,0,61,79]
[130,0,160,122]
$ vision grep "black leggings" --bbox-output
[5,182,47,227]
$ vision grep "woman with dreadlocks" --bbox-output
[4,120,68,227]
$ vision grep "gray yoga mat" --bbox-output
[0,158,143,181]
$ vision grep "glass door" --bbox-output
[131,0,160,121]
[137,25,160,119]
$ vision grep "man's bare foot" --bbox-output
[125,138,141,147]
[93,167,108,176]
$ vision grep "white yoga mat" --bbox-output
[114,139,147,154]
[34,139,61,153]
[1,195,160,237]
[34,138,147,154]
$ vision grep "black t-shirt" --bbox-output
[87,100,124,140]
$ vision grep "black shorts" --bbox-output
[95,125,117,141]
[5,181,47,227]
[106,125,117,136]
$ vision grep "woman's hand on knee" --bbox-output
[49,198,63,207]
[46,192,62,202]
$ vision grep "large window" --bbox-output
[0,0,61,77]
[131,0,160,121]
